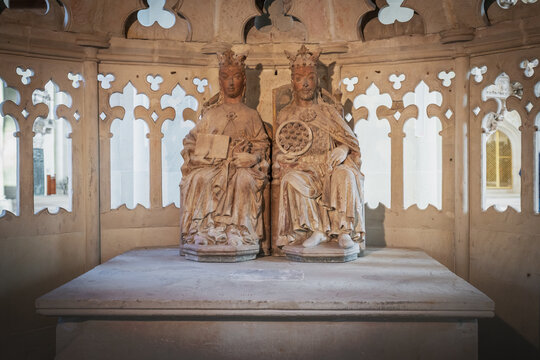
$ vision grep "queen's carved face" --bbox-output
[219,65,245,100]
[292,65,317,103]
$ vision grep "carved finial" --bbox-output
[285,45,321,70]
[217,50,247,69]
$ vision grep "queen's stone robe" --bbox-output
[180,102,270,245]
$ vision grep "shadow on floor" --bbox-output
[479,316,539,359]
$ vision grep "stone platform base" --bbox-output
[182,244,259,262]
[283,241,361,262]
[36,247,494,360]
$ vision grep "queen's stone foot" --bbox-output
[194,234,208,245]
[303,231,327,248]
[208,225,227,243]
[338,233,355,249]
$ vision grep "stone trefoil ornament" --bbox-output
[180,50,270,262]
[274,45,366,262]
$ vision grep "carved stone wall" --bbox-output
[0,1,539,358]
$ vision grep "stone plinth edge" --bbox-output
[283,242,361,263]
[182,244,260,262]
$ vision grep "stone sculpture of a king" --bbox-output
[273,45,366,262]
[180,50,270,262]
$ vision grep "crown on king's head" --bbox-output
[285,45,321,70]
[217,50,247,69]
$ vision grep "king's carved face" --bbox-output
[219,65,245,101]
[292,65,318,104]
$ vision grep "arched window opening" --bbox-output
[352,83,392,209]
[402,81,443,210]
[534,112,540,213]
[403,117,443,210]
[0,77,20,217]
[481,72,522,212]
[486,130,512,189]
[482,111,521,212]
[109,82,150,210]
[1,115,19,216]
[32,80,73,214]
[160,83,198,208]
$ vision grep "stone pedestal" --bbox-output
[36,247,494,360]
[182,244,259,262]
[283,241,361,262]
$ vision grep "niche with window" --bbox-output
[482,112,521,211]
[31,80,73,214]
[481,73,522,212]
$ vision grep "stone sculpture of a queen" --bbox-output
[274,45,366,262]
[180,50,270,262]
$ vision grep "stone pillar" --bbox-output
[454,51,470,280]
[76,35,107,269]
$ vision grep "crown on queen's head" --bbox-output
[285,45,321,70]
[217,50,247,69]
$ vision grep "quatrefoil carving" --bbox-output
[193,77,208,93]
[98,73,115,89]
[342,77,358,92]
[438,71,456,87]
[520,58,538,78]
[68,72,85,88]
[378,0,414,25]
[471,66,487,83]
[137,0,176,29]
[16,67,34,85]
[146,74,164,91]
[389,73,406,90]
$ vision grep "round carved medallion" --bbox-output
[276,120,313,156]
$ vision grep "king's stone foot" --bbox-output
[303,231,327,248]
[338,233,355,249]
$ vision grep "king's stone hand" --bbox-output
[232,152,260,168]
[328,145,349,168]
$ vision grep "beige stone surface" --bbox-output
[36,247,493,316]
[0,1,539,358]
[54,319,479,360]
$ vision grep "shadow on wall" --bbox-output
[246,63,263,110]
[479,316,540,359]
[365,204,386,247]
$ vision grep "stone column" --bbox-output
[454,51,470,280]
[76,33,109,269]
